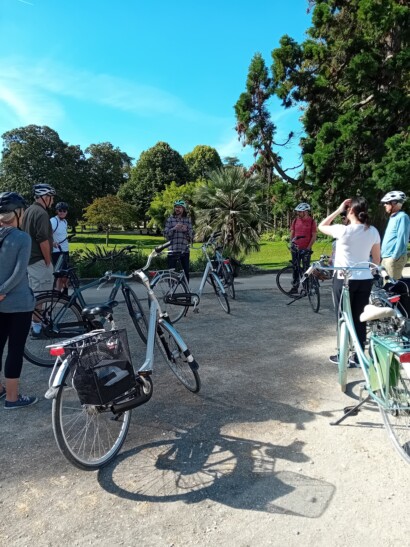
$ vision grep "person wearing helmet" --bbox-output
[289,203,317,293]
[380,191,410,279]
[0,192,37,408]
[164,200,194,281]
[21,183,56,337]
[51,202,70,294]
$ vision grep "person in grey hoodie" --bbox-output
[0,192,37,409]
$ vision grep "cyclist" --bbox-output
[380,191,410,280]
[0,192,37,409]
[290,203,317,293]
[164,200,194,282]
[319,197,380,366]
[51,201,70,294]
[22,183,56,337]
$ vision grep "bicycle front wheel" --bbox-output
[306,277,320,313]
[52,364,132,470]
[124,287,148,344]
[151,273,189,324]
[209,272,230,314]
[156,321,201,393]
[379,364,410,464]
[24,293,84,367]
[276,266,294,297]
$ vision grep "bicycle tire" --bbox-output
[52,363,132,470]
[24,293,84,367]
[156,321,201,393]
[151,272,189,324]
[209,272,230,314]
[276,266,295,297]
[338,321,349,392]
[124,287,148,344]
[378,365,410,465]
[222,264,236,300]
[306,276,320,313]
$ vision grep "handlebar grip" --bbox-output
[155,241,172,253]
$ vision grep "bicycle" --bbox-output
[24,246,148,368]
[150,232,230,323]
[211,237,236,300]
[276,236,322,313]
[45,241,201,471]
[311,261,410,464]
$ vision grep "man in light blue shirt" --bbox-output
[380,191,410,279]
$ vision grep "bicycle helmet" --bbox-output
[174,200,187,208]
[55,201,69,211]
[33,183,56,197]
[0,192,27,213]
[294,202,311,212]
[380,191,407,204]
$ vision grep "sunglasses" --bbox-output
[57,209,67,213]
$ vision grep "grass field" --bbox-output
[70,231,333,270]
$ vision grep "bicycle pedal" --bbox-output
[193,308,199,313]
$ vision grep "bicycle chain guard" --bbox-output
[164,292,200,307]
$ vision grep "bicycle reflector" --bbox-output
[49,347,65,356]
[223,259,230,264]
[388,295,401,303]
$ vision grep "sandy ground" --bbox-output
[1,276,409,546]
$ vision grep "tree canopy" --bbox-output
[183,145,222,180]
[83,195,136,245]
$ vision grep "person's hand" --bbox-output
[0,294,6,302]
[338,199,352,213]
[53,242,59,248]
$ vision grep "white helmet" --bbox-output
[33,183,56,197]
[381,191,406,204]
[294,202,311,212]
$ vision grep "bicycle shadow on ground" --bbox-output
[97,398,335,518]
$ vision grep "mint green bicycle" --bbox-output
[305,261,410,464]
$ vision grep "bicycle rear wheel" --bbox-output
[124,287,148,344]
[306,277,320,313]
[379,363,410,464]
[209,272,230,314]
[156,321,201,393]
[52,364,132,470]
[222,264,236,299]
[24,293,85,367]
[151,272,189,324]
[276,266,294,297]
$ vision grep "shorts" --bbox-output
[27,260,54,292]
[52,251,69,270]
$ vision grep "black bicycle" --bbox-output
[276,236,321,313]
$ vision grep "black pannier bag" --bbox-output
[384,278,410,318]
[70,329,137,405]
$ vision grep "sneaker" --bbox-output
[31,328,43,339]
[4,395,38,410]
[329,354,339,364]
[289,287,299,294]
[348,353,360,368]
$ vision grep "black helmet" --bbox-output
[33,183,56,197]
[56,202,69,211]
[0,192,27,213]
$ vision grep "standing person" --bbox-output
[318,197,381,366]
[22,183,56,337]
[51,201,70,294]
[164,200,194,282]
[380,191,410,279]
[0,192,37,409]
[289,202,317,293]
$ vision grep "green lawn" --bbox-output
[69,231,333,270]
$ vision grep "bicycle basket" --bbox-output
[70,329,137,405]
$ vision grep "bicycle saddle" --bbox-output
[360,304,395,322]
[81,300,119,318]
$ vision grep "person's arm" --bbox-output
[318,200,351,236]
[371,243,381,265]
[391,215,409,259]
[164,217,174,240]
[290,219,295,240]
[40,240,52,266]
[0,237,32,297]
[308,220,317,249]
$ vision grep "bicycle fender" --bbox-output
[44,358,70,399]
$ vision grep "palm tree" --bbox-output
[194,167,268,256]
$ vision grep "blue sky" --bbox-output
[0,0,311,170]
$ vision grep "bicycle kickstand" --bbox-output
[329,395,371,426]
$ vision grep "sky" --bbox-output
[0,0,312,170]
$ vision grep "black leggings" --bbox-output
[0,311,32,379]
[168,252,190,283]
[332,277,373,350]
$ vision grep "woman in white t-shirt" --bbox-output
[319,197,381,363]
